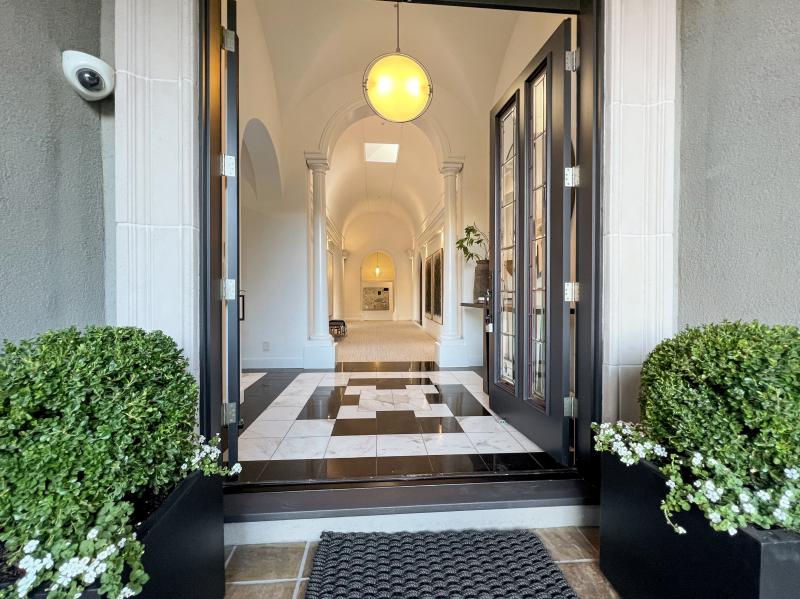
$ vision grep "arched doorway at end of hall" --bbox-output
[360,250,395,320]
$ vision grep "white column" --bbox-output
[114,0,199,374]
[440,161,463,340]
[306,154,332,342]
[602,0,677,422]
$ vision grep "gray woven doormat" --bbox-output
[305,529,578,598]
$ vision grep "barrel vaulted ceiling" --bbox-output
[253,0,554,233]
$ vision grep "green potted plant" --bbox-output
[0,326,238,598]
[594,321,800,599]
[456,223,490,303]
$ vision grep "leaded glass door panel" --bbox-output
[488,20,572,466]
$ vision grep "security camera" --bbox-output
[62,50,115,101]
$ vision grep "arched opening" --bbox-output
[360,250,395,320]
[239,118,298,374]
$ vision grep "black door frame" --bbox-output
[199,0,602,482]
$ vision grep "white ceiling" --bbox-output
[253,0,537,234]
[327,115,441,234]
[255,0,519,115]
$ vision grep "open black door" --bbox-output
[489,20,572,466]
[221,0,241,463]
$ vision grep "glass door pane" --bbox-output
[498,106,517,386]
[528,71,547,410]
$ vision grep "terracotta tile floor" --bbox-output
[224,527,619,598]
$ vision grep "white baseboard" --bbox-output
[303,340,336,369]
[224,505,598,545]
[436,339,482,367]
[241,357,304,369]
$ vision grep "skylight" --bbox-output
[364,143,399,163]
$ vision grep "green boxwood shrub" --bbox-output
[0,327,232,598]
[595,321,800,535]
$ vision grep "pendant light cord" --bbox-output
[395,2,401,53]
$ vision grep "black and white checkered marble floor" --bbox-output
[232,366,563,482]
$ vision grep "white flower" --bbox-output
[786,468,799,481]
[774,508,788,522]
[703,480,722,502]
[230,463,242,474]
[756,490,771,502]
[87,527,99,540]
[779,495,791,509]
[22,540,40,554]
[709,512,722,524]
[666,480,676,490]
[117,537,127,548]
[691,452,703,467]
[742,502,756,514]
[727,528,737,536]
[676,526,687,535]
[118,586,137,598]
[730,505,740,513]
[653,445,667,457]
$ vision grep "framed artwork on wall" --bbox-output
[424,256,433,319]
[432,249,443,324]
[362,286,391,311]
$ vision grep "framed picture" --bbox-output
[424,256,433,319]
[432,249,443,324]
[362,286,391,311]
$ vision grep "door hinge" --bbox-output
[564,281,580,302]
[222,28,237,52]
[564,394,578,418]
[222,402,237,426]
[564,166,580,188]
[219,154,236,178]
[222,278,237,301]
[565,49,580,72]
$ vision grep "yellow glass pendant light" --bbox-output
[363,3,433,123]
[374,253,381,278]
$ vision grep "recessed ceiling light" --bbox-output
[364,143,399,163]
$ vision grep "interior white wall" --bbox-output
[492,12,571,105]
[239,124,309,369]
[326,220,344,320]
[238,0,284,188]
[238,0,313,369]
[343,213,413,321]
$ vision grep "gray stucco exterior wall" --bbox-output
[0,0,106,342]
[678,0,800,327]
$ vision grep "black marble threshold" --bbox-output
[224,477,596,523]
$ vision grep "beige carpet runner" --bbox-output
[335,320,436,362]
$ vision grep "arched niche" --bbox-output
[360,250,395,319]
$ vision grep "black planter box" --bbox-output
[12,472,224,599]
[600,453,800,599]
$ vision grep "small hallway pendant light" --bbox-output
[363,2,433,123]
[374,253,381,278]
